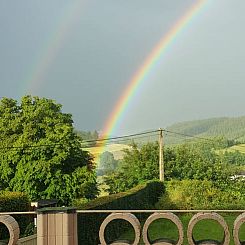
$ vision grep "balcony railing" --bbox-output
[0,209,245,245]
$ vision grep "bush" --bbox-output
[156,180,245,210]
[75,181,164,245]
[0,191,31,239]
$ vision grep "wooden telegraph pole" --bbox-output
[159,128,164,181]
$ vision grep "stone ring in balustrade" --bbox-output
[99,212,141,245]
[0,215,20,245]
[233,212,245,245]
[187,212,230,245]
[142,212,184,245]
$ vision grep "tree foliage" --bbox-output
[156,179,245,210]
[104,142,159,193]
[98,151,118,175]
[0,96,98,204]
[75,130,99,147]
[105,140,238,194]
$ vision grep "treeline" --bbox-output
[166,116,245,144]
[75,130,99,147]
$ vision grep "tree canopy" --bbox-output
[104,140,238,194]
[98,151,118,175]
[0,96,98,204]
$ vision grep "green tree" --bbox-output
[104,142,159,193]
[0,96,98,204]
[99,151,118,175]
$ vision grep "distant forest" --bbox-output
[166,116,245,145]
[75,130,99,146]
[75,116,245,146]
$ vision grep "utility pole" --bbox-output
[159,128,164,181]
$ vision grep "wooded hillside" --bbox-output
[166,116,245,144]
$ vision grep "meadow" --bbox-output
[83,143,131,161]
[224,144,245,154]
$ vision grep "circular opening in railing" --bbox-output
[104,218,134,244]
[238,222,245,245]
[233,212,245,245]
[187,212,230,245]
[0,215,20,245]
[99,213,141,245]
[0,222,10,241]
[142,212,184,245]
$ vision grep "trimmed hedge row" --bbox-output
[76,180,164,245]
[0,191,31,238]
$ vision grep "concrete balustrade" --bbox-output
[1,210,245,245]
[0,215,20,245]
[99,213,141,245]
[142,212,184,245]
[233,212,245,245]
[187,212,230,245]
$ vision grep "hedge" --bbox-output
[155,179,245,210]
[0,191,31,238]
[75,180,164,245]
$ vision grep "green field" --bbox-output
[119,214,245,245]
[83,143,131,162]
[223,144,245,154]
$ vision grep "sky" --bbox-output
[1,0,245,135]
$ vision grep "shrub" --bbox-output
[75,181,164,245]
[156,180,245,210]
[0,191,31,238]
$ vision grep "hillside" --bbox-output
[166,116,245,145]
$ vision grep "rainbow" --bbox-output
[22,0,86,95]
[101,0,208,140]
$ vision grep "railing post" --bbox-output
[37,207,77,245]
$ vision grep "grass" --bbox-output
[218,144,245,154]
[227,144,245,154]
[118,214,245,245]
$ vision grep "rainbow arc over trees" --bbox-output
[101,0,208,140]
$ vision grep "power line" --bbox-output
[0,130,159,151]
[0,128,243,151]
[82,133,159,148]
[82,130,159,143]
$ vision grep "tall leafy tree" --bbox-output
[99,151,118,174]
[104,142,160,193]
[0,96,98,204]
